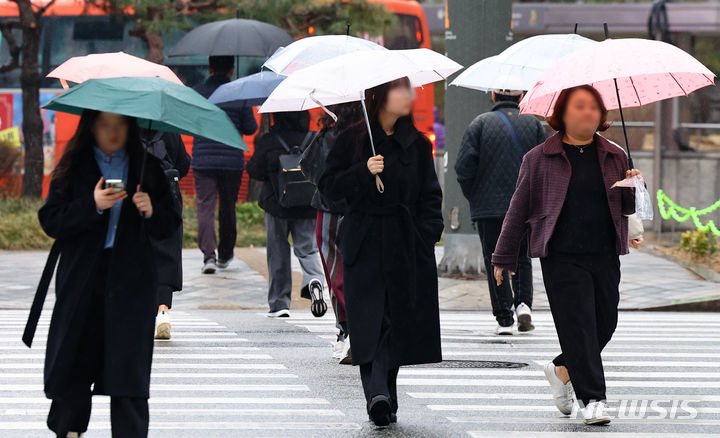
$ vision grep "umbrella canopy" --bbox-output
[519,38,716,117]
[43,77,247,151]
[168,19,293,57]
[47,52,184,89]
[451,34,597,92]
[209,71,285,107]
[263,35,387,75]
[259,48,462,113]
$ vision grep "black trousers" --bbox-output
[476,217,533,326]
[47,251,149,438]
[194,168,244,263]
[157,284,174,308]
[540,252,620,405]
[359,291,400,414]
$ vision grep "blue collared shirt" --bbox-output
[94,146,129,249]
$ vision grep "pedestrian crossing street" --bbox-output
[284,310,720,437]
[0,309,361,437]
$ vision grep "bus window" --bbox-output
[384,14,424,50]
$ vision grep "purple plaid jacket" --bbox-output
[492,132,635,271]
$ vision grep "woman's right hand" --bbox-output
[493,266,515,286]
[94,177,127,211]
[367,155,384,175]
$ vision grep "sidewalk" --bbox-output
[1,246,717,312]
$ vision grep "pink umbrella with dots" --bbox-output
[519,30,716,166]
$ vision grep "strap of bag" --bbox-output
[494,110,525,157]
[274,131,316,153]
[23,240,61,348]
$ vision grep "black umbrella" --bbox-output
[168,18,293,58]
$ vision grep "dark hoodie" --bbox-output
[246,111,317,219]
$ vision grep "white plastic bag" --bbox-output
[613,175,653,220]
[633,176,653,220]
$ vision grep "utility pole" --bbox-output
[438,0,513,277]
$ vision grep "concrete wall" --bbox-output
[634,151,720,232]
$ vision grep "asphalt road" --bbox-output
[1,307,719,437]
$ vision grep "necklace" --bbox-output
[568,142,592,154]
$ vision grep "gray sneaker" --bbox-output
[217,256,233,269]
[202,259,217,274]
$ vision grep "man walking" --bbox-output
[192,56,258,274]
[455,89,546,335]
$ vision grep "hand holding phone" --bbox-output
[94,177,127,210]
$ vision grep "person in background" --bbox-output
[246,111,325,318]
[319,78,443,427]
[140,129,191,340]
[455,89,546,335]
[492,85,642,425]
[192,55,258,274]
[30,110,178,437]
[432,106,445,152]
[300,103,363,364]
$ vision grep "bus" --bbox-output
[0,0,433,198]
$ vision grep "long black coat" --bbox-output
[37,146,179,399]
[319,118,444,367]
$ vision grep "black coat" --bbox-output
[141,129,191,291]
[246,126,317,219]
[455,101,547,220]
[37,146,179,399]
[319,118,443,367]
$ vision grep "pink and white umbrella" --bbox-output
[519,38,715,118]
[47,52,184,89]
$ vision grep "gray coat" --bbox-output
[455,101,546,220]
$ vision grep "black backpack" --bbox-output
[275,131,318,208]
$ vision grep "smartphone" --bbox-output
[104,179,125,193]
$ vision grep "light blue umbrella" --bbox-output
[209,71,285,108]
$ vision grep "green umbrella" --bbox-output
[43,76,248,151]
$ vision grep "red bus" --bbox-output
[0,0,433,198]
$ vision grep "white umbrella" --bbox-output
[263,35,387,75]
[259,48,462,193]
[450,34,597,92]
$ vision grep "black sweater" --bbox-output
[549,141,616,255]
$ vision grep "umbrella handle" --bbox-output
[360,93,384,193]
[375,175,384,193]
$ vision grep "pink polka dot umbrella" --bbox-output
[519,38,715,118]
[519,34,715,167]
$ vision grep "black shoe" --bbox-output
[308,279,327,317]
[368,395,392,427]
[390,412,397,423]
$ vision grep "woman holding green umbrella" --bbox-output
[29,110,179,437]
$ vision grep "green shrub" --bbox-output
[680,229,718,256]
[0,198,54,250]
[236,201,265,226]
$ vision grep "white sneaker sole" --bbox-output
[584,416,611,425]
[155,322,171,340]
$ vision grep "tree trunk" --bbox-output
[130,23,164,64]
[16,0,44,198]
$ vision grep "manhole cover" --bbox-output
[411,360,527,369]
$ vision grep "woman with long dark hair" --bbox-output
[32,110,179,437]
[319,78,443,426]
[492,85,642,425]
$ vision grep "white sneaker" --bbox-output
[495,324,514,335]
[66,433,83,438]
[267,309,290,318]
[332,339,345,360]
[154,309,171,340]
[516,302,535,332]
[543,362,575,415]
[582,400,612,425]
[216,256,233,269]
[338,336,352,365]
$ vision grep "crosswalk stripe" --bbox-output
[400,368,720,378]
[406,392,720,402]
[468,432,720,438]
[396,378,720,388]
